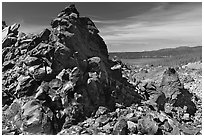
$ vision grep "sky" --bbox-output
[2,2,202,52]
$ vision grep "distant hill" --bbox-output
[109,46,202,59]
[109,46,202,66]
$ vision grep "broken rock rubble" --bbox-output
[2,4,201,135]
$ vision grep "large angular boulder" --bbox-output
[20,100,53,134]
[156,68,196,115]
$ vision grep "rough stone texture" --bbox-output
[2,5,142,135]
[156,68,196,115]
[112,118,128,135]
[2,5,201,135]
[138,114,158,135]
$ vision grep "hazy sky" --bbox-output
[2,2,202,52]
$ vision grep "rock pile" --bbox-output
[2,4,142,135]
[2,5,201,135]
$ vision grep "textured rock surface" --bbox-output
[156,68,197,115]
[2,5,201,135]
[2,5,142,135]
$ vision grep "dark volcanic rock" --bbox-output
[6,4,201,136]
[20,100,54,134]
[2,23,20,48]
[160,67,183,99]
[2,4,142,135]
[156,68,197,115]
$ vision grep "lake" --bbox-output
[121,58,162,65]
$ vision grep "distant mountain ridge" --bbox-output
[109,46,202,59]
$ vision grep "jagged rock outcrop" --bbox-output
[156,68,196,115]
[2,4,142,135]
[2,5,200,135]
[2,23,20,48]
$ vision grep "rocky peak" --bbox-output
[58,4,79,18]
[2,4,142,135]
[49,4,108,73]
[2,4,201,135]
